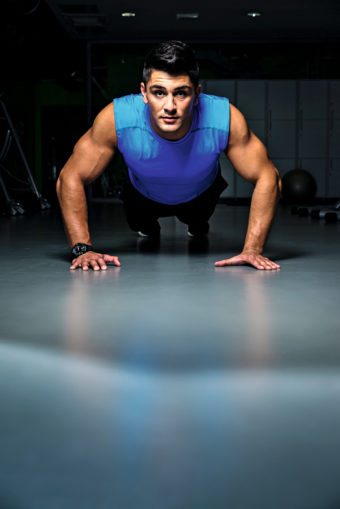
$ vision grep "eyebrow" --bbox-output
[149,85,192,91]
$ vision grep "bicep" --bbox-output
[69,131,115,185]
[226,104,275,183]
[60,103,116,185]
[227,131,274,184]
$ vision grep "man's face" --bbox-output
[140,70,201,141]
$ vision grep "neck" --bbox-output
[150,112,194,141]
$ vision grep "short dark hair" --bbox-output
[142,40,199,88]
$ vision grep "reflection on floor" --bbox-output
[0,202,340,509]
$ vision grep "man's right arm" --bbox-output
[56,102,121,270]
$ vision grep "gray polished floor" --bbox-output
[1,202,340,509]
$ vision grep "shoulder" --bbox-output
[228,103,250,147]
[89,102,117,149]
[198,93,229,112]
[87,95,144,149]
[197,93,230,130]
[113,93,145,129]
[114,93,143,108]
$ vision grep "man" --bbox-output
[56,40,281,271]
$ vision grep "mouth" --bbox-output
[161,117,178,124]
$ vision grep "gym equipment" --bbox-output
[324,211,340,222]
[281,169,317,204]
[311,200,340,222]
[0,93,50,216]
[291,199,340,221]
[291,205,313,217]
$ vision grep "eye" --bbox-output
[175,91,188,98]
[154,90,165,97]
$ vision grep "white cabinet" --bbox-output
[329,119,340,158]
[204,80,237,197]
[328,82,340,197]
[268,81,297,119]
[203,80,236,103]
[297,81,329,197]
[300,159,327,197]
[267,81,297,189]
[329,81,340,117]
[235,81,266,198]
[267,81,296,162]
[203,79,339,198]
[298,81,328,119]
[219,153,235,198]
[329,159,340,197]
[237,80,266,120]
[268,122,296,160]
[299,119,328,158]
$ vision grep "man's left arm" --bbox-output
[215,103,282,270]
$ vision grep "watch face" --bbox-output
[72,244,91,257]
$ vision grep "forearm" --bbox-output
[56,175,92,248]
[242,170,281,254]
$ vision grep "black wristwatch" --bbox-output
[71,243,94,257]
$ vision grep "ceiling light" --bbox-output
[121,12,136,17]
[176,13,199,20]
[247,11,262,18]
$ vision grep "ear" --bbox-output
[140,82,148,104]
[194,84,202,106]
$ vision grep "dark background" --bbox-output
[1,0,340,207]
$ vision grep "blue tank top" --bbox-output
[113,93,230,205]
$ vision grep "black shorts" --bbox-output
[121,169,228,233]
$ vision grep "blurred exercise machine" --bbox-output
[0,93,50,216]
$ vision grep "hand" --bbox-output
[70,251,121,271]
[214,252,280,271]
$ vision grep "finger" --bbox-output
[260,260,274,270]
[97,258,108,270]
[259,262,280,270]
[267,262,280,269]
[263,260,281,270]
[255,259,274,270]
[89,260,101,271]
[214,260,225,266]
[103,255,121,266]
[214,257,243,267]
[214,260,230,267]
[261,256,280,269]
[70,259,81,270]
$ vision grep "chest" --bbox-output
[119,128,221,178]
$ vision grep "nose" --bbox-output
[164,94,176,113]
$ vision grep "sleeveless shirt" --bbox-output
[113,93,230,205]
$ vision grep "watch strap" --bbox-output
[71,243,94,257]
